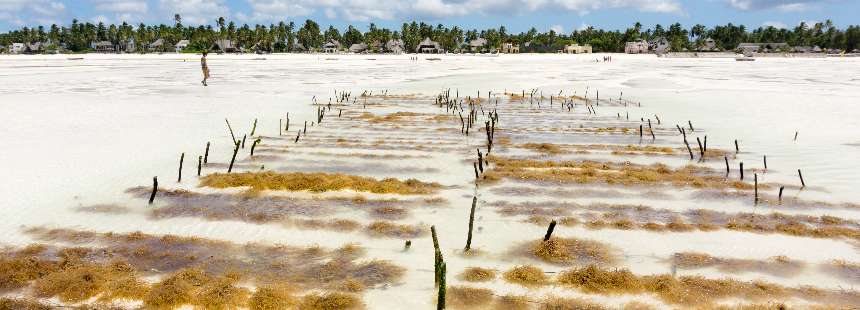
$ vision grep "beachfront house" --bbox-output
[737,42,789,54]
[469,38,488,53]
[323,39,341,53]
[24,42,43,54]
[625,40,648,54]
[417,38,442,54]
[92,41,116,53]
[385,39,404,54]
[792,45,823,53]
[175,40,190,53]
[213,39,236,53]
[697,38,717,51]
[291,42,307,53]
[147,38,170,52]
[563,43,592,54]
[649,37,670,54]
[10,43,25,54]
[501,42,520,53]
[119,38,136,53]
[349,43,368,53]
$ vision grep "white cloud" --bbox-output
[0,0,65,25]
[726,0,821,11]
[762,21,787,28]
[91,0,147,14]
[550,24,564,33]
[235,0,684,23]
[159,0,229,25]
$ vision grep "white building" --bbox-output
[625,40,648,54]
[563,43,592,54]
[175,40,190,53]
[10,43,25,54]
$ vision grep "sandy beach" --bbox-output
[2,53,860,309]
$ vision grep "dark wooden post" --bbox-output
[543,220,557,241]
[225,118,236,143]
[148,176,158,205]
[437,261,446,310]
[754,174,759,204]
[739,162,744,180]
[204,142,210,165]
[177,153,184,182]
[465,196,477,252]
[724,156,730,175]
[778,186,785,203]
[228,141,240,173]
[798,169,806,188]
[197,156,202,176]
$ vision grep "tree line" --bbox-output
[1,15,859,53]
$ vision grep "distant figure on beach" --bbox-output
[201,51,210,86]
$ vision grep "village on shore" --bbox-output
[2,18,859,58]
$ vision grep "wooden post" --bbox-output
[473,162,479,180]
[724,156,730,175]
[241,134,247,149]
[735,140,739,153]
[197,156,202,176]
[250,138,261,156]
[739,162,744,180]
[225,118,236,143]
[763,155,768,170]
[754,174,758,204]
[228,141,240,173]
[696,137,704,158]
[204,142,210,165]
[543,220,557,241]
[148,176,158,205]
[465,196,477,252]
[177,153,184,182]
[703,136,707,153]
[688,120,694,131]
[431,225,442,284]
[798,169,805,188]
[286,114,290,131]
[250,118,258,136]
[279,119,282,136]
[685,141,694,160]
[639,124,643,139]
[303,121,307,135]
[404,240,412,250]
[437,261,446,310]
[778,186,785,202]
[794,131,798,141]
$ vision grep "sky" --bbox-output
[0,0,856,33]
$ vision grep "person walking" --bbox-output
[201,51,210,86]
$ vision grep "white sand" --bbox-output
[1,53,860,309]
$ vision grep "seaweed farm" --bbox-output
[2,54,860,309]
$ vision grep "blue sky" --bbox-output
[0,0,856,32]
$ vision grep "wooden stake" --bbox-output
[148,176,158,205]
[778,186,785,202]
[225,118,236,143]
[228,141,240,173]
[465,196,477,252]
[734,140,739,153]
[754,173,759,204]
[250,118,257,136]
[688,120,694,131]
[543,220,557,241]
[763,155,768,170]
[473,162,479,180]
[685,141,694,160]
[724,156,730,175]
[696,137,704,158]
[177,153,184,182]
[798,169,806,188]
[250,138,261,156]
[739,162,744,180]
[197,156,202,176]
[204,142,210,165]
[437,261,446,310]
[241,134,247,149]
